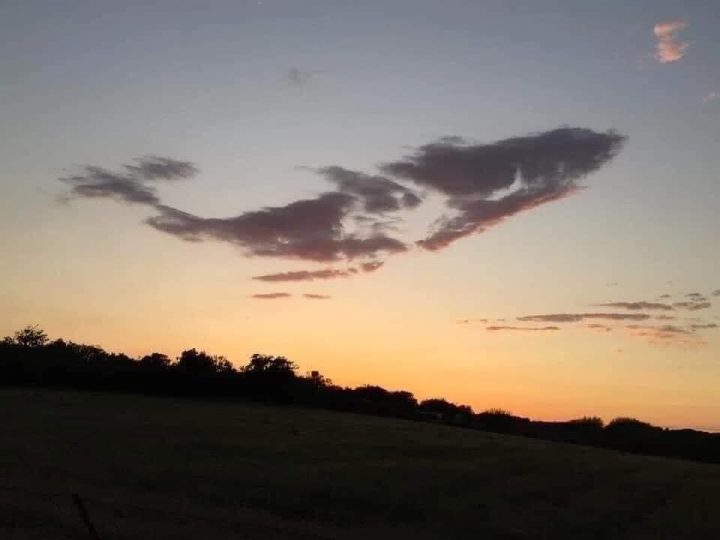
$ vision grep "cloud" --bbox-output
[124,156,198,181]
[146,194,408,262]
[658,294,672,299]
[704,91,719,103]
[287,67,323,87]
[595,301,674,311]
[587,323,613,333]
[59,127,626,271]
[314,166,422,214]
[457,318,489,324]
[60,167,160,205]
[360,261,384,273]
[673,301,711,311]
[486,325,560,332]
[251,292,292,299]
[381,127,625,250]
[689,323,718,330]
[252,268,353,282]
[303,293,331,300]
[653,20,689,63]
[517,313,651,323]
[685,292,707,301]
[59,157,197,206]
[713,289,720,297]
[624,324,704,346]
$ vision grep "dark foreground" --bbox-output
[1,389,719,539]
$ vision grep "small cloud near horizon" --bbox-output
[486,325,560,332]
[251,292,292,299]
[595,301,673,311]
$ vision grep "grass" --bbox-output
[1,388,719,539]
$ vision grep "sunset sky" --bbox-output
[2,1,719,430]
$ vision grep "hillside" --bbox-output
[1,389,719,539]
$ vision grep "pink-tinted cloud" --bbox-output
[653,20,688,63]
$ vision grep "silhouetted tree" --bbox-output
[139,353,172,371]
[176,349,233,376]
[243,354,297,377]
[13,325,48,348]
[2,325,719,466]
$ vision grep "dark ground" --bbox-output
[1,388,719,539]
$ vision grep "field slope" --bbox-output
[1,389,719,539]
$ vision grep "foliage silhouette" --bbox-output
[1,325,718,465]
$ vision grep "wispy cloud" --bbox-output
[704,91,719,103]
[251,292,292,299]
[595,301,674,311]
[252,269,354,282]
[517,313,652,323]
[303,293,331,300]
[59,157,196,206]
[653,20,689,63]
[462,288,717,347]
[486,325,560,332]
[673,301,711,311]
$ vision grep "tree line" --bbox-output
[2,325,719,465]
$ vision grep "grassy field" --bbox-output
[1,389,719,539]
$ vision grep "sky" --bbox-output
[1,0,719,430]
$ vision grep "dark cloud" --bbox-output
[689,323,718,330]
[303,293,331,300]
[712,289,720,297]
[124,156,198,181]
[360,261,384,273]
[251,293,292,299]
[59,157,197,206]
[252,269,352,282]
[146,193,408,262]
[381,127,625,250]
[685,292,707,301]
[673,301,712,311]
[486,325,560,332]
[518,312,651,323]
[655,315,677,321]
[596,301,674,311]
[60,127,626,267]
[659,294,672,299]
[315,166,422,214]
[60,167,161,205]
